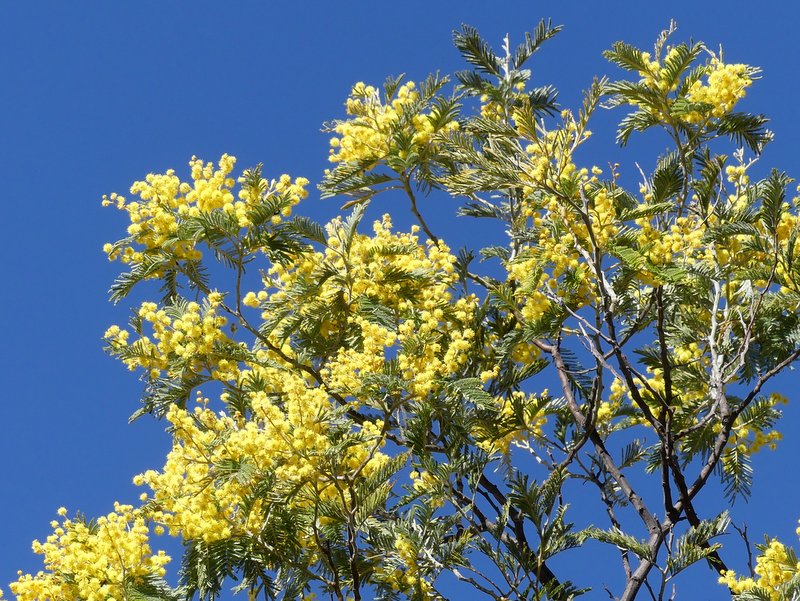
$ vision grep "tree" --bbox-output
[7,21,800,601]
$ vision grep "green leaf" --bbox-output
[651,154,683,204]
[584,526,652,560]
[527,84,560,117]
[660,43,703,90]
[453,24,501,76]
[715,112,773,155]
[615,109,661,146]
[455,69,492,94]
[448,377,494,408]
[125,576,185,601]
[511,19,563,69]
[758,169,793,232]
[603,41,649,73]
[720,446,753,501]
[286,216,327,245]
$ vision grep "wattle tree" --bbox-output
[7,22,800,601]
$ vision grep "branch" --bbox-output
[550,345,660,536]
[401,173,439,244]
[448,477,568,598]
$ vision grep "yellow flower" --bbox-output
[12,505,170,601]
[685,60,752,123]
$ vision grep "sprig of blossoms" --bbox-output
[685,60,753,123]
[104,291,237,381]
[102,155,309,266]
[11,504,170,601]
[136,380,390,544]
[251,215,478,401]
[328,81,458,165]
[720,537,799,599]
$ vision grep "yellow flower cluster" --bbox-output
[510,340,541,364]
[389,535,435,597]
[506,254,553,323]
[596,378,628,426]
[103,155,309,264]
[325,315,396,402]
[508,227,594,321]
[719,539,797,599]
[11,504,170,601]
[527,178,618,254]
[673,341,704,365]
[104,291,237,381]
[234,171,309,228]
[724,392,787,455]
[636,215,705,267]
[409,469,445,509]
[768,195,800,293]
[259,215,477,401]
[102,155,237,264]
[685,60,752,124]
[588,187,618,249]
[604,358,709,425]
[519,112,591,192]
[478,81,534,122]
[409,469,437,494]
[777,209,800,244]
[476,391,548,455]
[396,296,475,398]
[637,49,682,93]
[328,81,458,164]
[137,372,389,544]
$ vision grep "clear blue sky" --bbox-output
[2,2,799,598]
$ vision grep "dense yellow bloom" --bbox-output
[720,539,797,599]
[102,155,237,264]
[389,535,435,598]
[103,155,308,265]
[685,60,752,124]
[260,215,477,401]
[329,81,458,164]
[637,49,681,93]
[137,376,389,544]
[11,504,169,601]
[596,379,628,426]
[104,291,237,381]
[636,215,705,267]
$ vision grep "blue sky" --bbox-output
[2,1,800,598]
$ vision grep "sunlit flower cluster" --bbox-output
[519,111,592,192]
[475,391,548,455]
[390,535,435,598]
[103,155,309,265]
[595,378,628,426]
[104,291,237,381]
[636,215,705,267]
[102,155,237,264]
[328,81,458,164]
[720,538,798,599]
[722,393,788,456]
[251,215,477,401]
[137,379,389,544]
[11,505,169,601]
[637,49,682,93]
[685,60,753,123]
